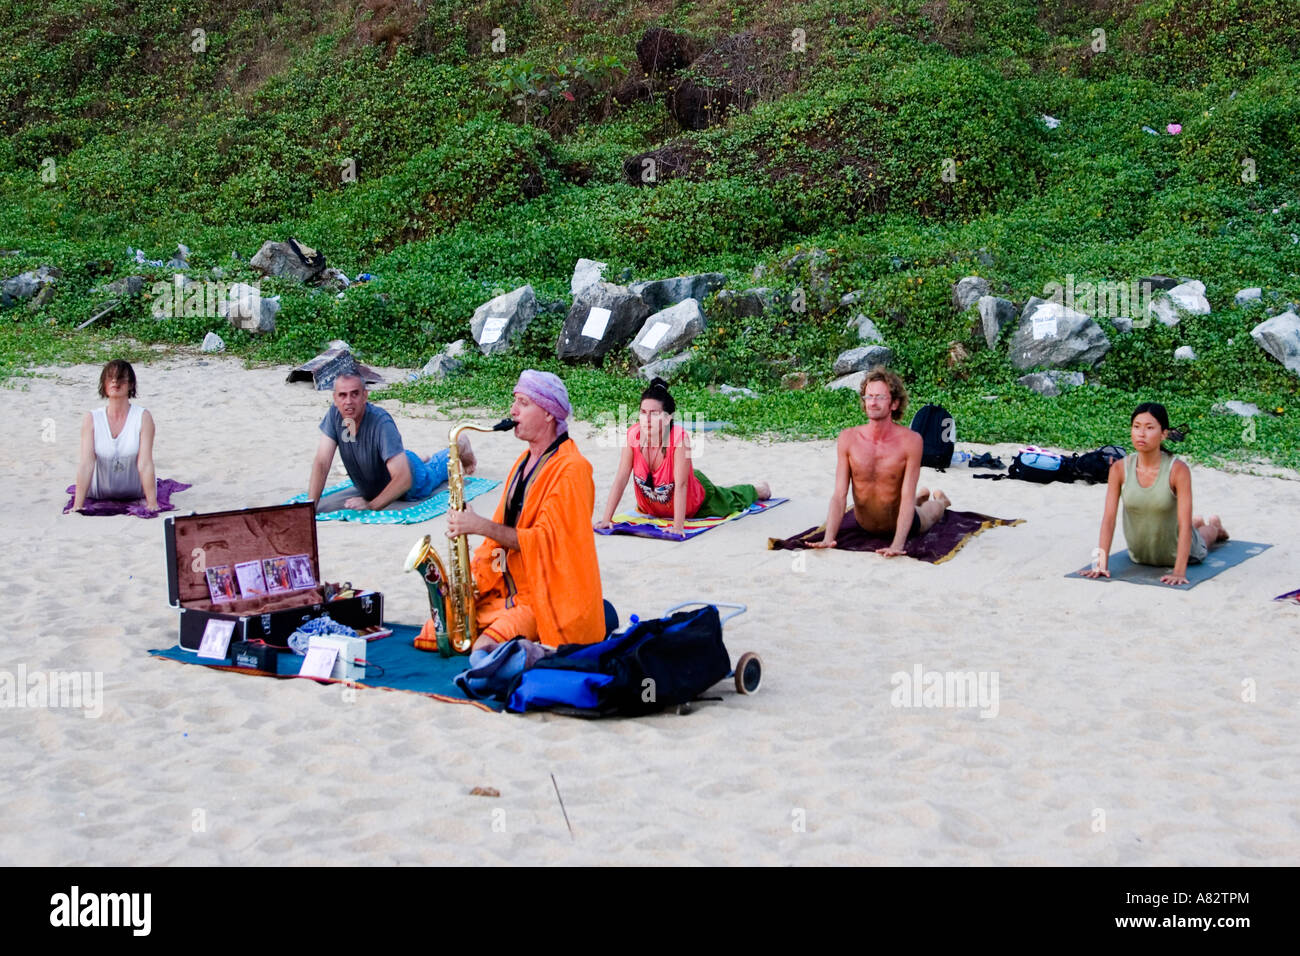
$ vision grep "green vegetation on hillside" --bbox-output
[2,0,1298,468]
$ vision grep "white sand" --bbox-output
[2,355,1298,865]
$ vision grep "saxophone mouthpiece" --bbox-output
[493,418,517,431]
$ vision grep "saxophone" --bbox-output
[404,418,516,656]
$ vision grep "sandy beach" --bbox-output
[2,355,1297,865]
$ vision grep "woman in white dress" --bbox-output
[71,360,159,512]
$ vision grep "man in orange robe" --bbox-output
[444,370,606,649]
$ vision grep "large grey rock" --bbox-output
[471,285,536,356]
[1250,310,1300,376]
[201,331,226,353]
[781,249,829,274]
[249,240,325,282]
[952,276,991,312]
[639,351,694,382]
[629,273,727,312]
[557,282,651,362]
[420,339,467,379]
[715,287,779,317]
[719,384,757,400]
[1,264,60,307]
[1008,300,1110,370]
[1167,279,1211,315]
[218,282,280,333]
[629,298,705,363]
[101,275,146,298]
[1146,279,1211,327]
[1234,287,1263,306]
[847,313,884,343]
[825,371,867,392]
[977,295,1016,348]
[1147,295,1181,327]
[1212,400,1261,417]
[1018,370,1084,397]
[570,259,607,297]
[833,346,895,376]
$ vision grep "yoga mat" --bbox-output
[1065,540,1272,589]
[284,475,499,524]
[595,497,788,540]
[62,478,190,518]
[149,622,500,711]
[769,509,1022,564]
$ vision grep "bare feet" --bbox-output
[932,489,951,510]
[915,487,931,505]
[755,481,772,500]
[1205,514,1228,543]
[457,433,476,475]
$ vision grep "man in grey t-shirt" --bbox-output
[307,372,474,512]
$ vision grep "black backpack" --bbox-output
[910,404,955,469]
[1067,445,1126,483]
[506,605,731,716]
[1003,445,1125,484]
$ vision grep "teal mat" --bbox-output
[1065,540,1272,590]
[284,476,499,524]
[149,622,500,711]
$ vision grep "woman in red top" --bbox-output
[596,378,771,538]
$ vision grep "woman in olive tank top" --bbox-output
[1083,403,1228,586]
[596,378,772,539]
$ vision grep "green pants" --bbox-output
[693,469,759,518]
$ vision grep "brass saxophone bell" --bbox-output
[410,418,516,658]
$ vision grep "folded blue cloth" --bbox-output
[454,637,554,700]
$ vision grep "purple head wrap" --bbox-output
[513,369,572,434]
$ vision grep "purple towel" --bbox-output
[769,509,1022,564]
[63,479,191,518]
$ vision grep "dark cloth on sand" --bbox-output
[769,509,1022,564]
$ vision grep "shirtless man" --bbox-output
[810,367,949,556]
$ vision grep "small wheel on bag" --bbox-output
[734,652,762,695]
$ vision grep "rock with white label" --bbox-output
[1007,299,1110,370]
[471,285,536,356]
[629,298,705,363]
[557,282,650,362]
